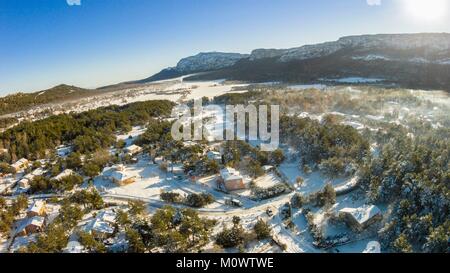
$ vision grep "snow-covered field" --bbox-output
[116,126,146,147]
[279,157,355,195]
[254,173,283,189]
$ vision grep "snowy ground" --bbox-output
[116,126,146,147]
[0,174,21,194]
[254,172,283,189]
[279,157,355,195]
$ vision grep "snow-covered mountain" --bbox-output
[141,33,450,90]
[176,52,249,72]
[250,33,450,63]
[137,52,248,83]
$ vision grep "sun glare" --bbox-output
[401,0,448,22]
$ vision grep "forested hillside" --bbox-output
[0,100,175,162]
[0,84,101,115]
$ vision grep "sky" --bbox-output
[1,0,450,95]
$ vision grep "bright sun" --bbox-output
[402,0,448,22]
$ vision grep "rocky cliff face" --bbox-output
[175,52,249,72]
[249,33,450,62]
[138,52,248,83]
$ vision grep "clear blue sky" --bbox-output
[1,0,449,95]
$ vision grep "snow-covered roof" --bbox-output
[16,216,45,234]
[220,167,243,182]
[85,218,114,235]
[97,210,117,223]
[102,165,135,182]
[124,144,142,153]
[64,241,84,253]
[54,169,75,181]
[18,178,30,188]
[23,173,35,181]
[11,158,29,169]
[31,168,45,176]
[27,200,45,214]
[339,205,381,225]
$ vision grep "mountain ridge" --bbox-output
[99,32,450,91]
[174,33,450,91]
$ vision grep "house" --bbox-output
[339,205,382,231]
[18,168,45,191]
[207,151,222,163]
[84,209,117,239]
[15,216,45,237]
[0,148,8,154]
[124,144,142,156]
[30,168,45,177]
[102,165,136,186]
[53,169,75,181]
[26,200,46,217]
[11,158,29,172]
[218,167,245,191]
[85,218,115,239]
[17,178,31,192]
[96,209,117,223]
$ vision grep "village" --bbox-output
[1,73,448,254]
[0,97,385,253]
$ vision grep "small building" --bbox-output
[26,200,46,218]
[53,169,75,181]
[0,148,8,154]
[17,178,31,192]
[218,167,245,191]
[31,168,45,176]
[207,151,222,163]
[84,209,117,239]
[18,168,46,191]
[102,165,136,186]
[15,216,45,237]
[11,158,29,172]
[85,218,115,239]
[339,205,382,231]
[124,144,142,156]
[97,209,117,223]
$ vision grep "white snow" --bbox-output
[253,172,283,189]
[323,77,385,83]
